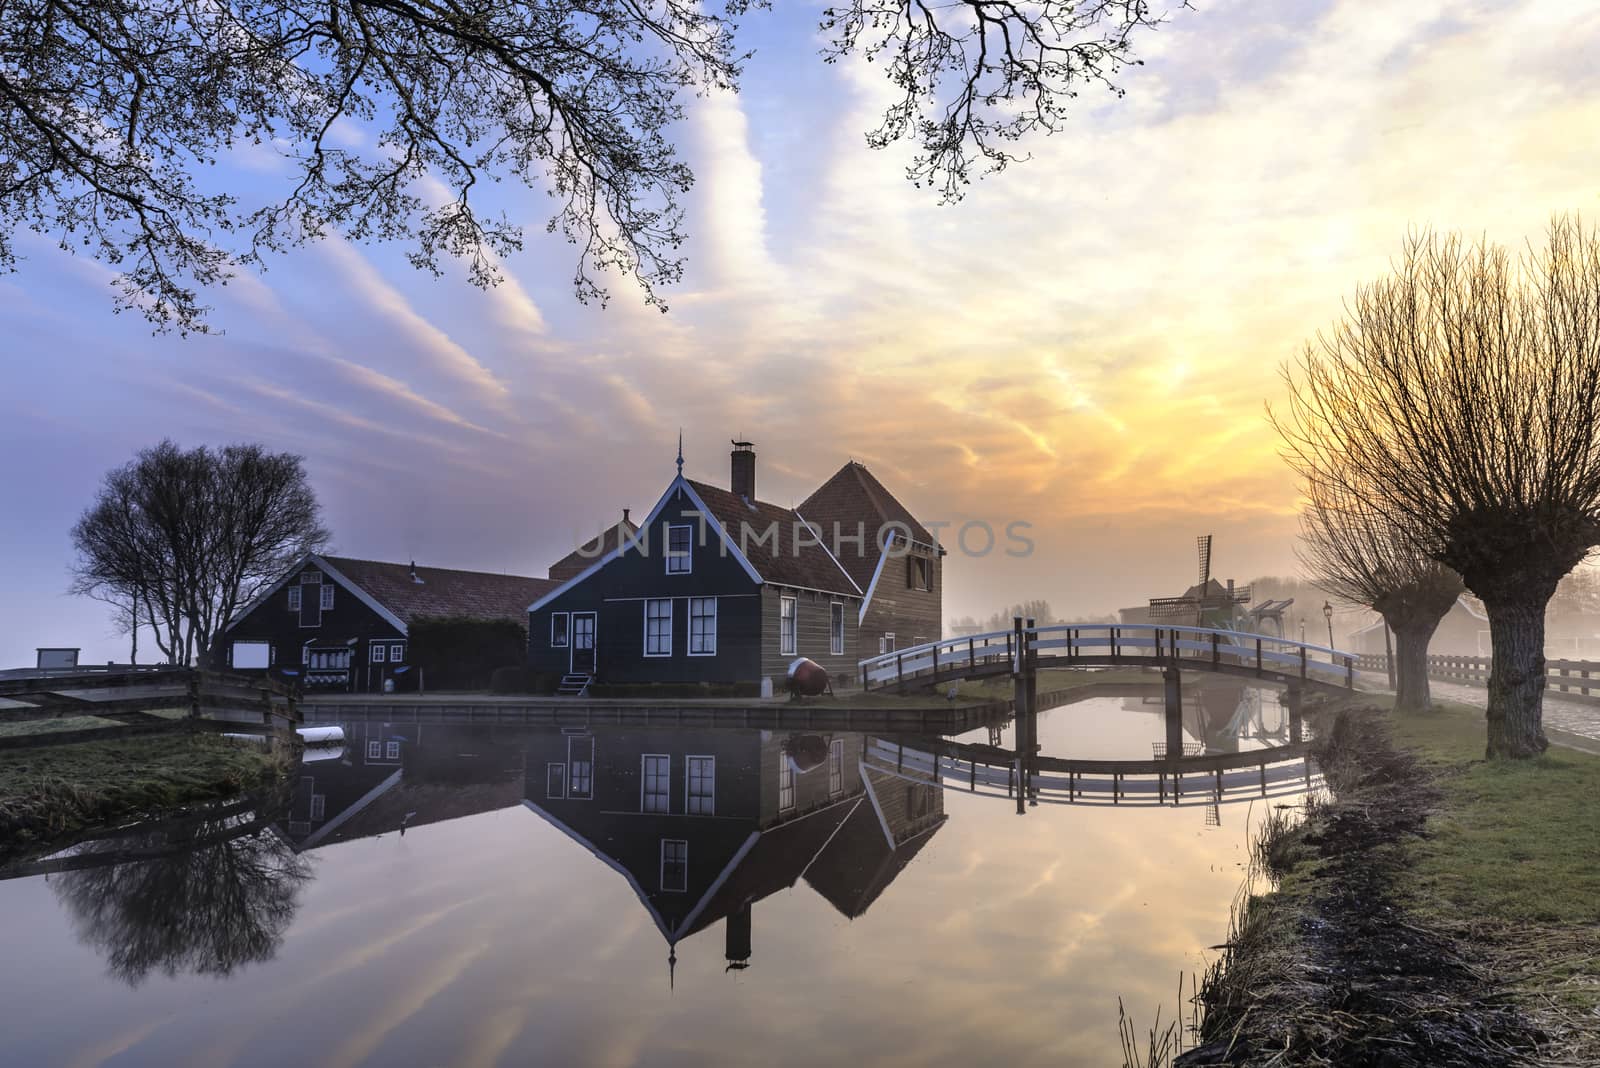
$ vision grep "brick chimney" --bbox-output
[731,440,756,501]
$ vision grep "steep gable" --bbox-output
[800,461,936,596]
[684,479,861,598]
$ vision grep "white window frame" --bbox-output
[320,583,335,610]
[550,612,570,648]
[830,602,845,656]
[230,640,272,670]
[778,751,795,811]
[779,595,797,656]
[385,740,400,760]
[686,755,715,815]
[829,738,844,796]
[390,643,404,662]
[644,598,673,657]
[641,753,671,813]
[880,632,896,655]
[688,597,717,656]
[547,762,567,799]
[287,586,301,611]
[660,839,689,893]
[568,736,594,800]
[310,793,325,821]
[367,740,381,760]
[371,643,386,663]
[665,523,693,574]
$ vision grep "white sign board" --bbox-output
[231,641,272,670]
[36,648,79,670]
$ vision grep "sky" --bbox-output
[4,0,1600,666]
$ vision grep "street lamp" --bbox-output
[1323,600,1335,653]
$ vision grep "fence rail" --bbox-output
[1353,652,1600,703]
[860,623,1357,694]
[0,667,301,751]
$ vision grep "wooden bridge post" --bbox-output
[1012,616,1031,815]
[1163,665,1184,780]
[1287,683,1304,745]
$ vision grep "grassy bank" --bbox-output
[1180,697,1600,1066]
[0,732,290,863]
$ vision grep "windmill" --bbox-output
[1147,535,1253,627]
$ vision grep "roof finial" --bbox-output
[669,945,677,991]
[676,429,684,476]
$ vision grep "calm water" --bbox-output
[0,685,1297,1068]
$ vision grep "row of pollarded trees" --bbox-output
[1277,216,1600,759]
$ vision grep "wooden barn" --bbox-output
[527,442,868,695]
[221,555,556,693]
[800,460,945,655]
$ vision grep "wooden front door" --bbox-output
[571,612,597,674]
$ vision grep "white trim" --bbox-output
[569,610,597,674]
[567,735,595,800]
[794,509,866,597]
[676,479,767,586]
[858,762,896,849]
[389,643,404,662]
[643,598,673,657]
[685,754,715,815]
[674,831,761,936]
[521,799,676,942]
[298,768,403,850]
[550,611,570,647]
[371,643,386,663]
[546,761,567,799]
[688,597,717,656]
[829,601,845,657]
[641,753,671,813]
[287,586,301,612]
[659,838,689,892]
[858,549,890,624]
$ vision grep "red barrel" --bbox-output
[786,656,831,697]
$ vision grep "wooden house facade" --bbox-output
[527,444,865,693]
[800,461,946,656]
[222,555,555,693]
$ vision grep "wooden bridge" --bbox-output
[859,622,1358,695]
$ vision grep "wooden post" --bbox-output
[1287,684,1304,745]
[1383,622,1396,691]
[1299,645,1307,680]
[1345,655,1355,690]
[186,671,202,721]
[1211,631,1220,669]
[968,638,975,671]
[1163,666,1184,764]
[1255,638,1263,677]
[1013,617,1028,815]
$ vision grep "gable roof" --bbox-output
[549,515,639,581]
[323,557,557,627]
[799,462,936,595]
[684,478,862,598]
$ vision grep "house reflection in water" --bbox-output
[522,726,946,979]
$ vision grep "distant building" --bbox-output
[1347,597,1489,658]
[222,555,556,693]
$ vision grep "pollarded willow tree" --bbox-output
[0,0,1172,333]
[1276,217,1600,758]
[1297,472,1463,713]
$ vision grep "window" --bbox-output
[231,641,271,670]
[830,603,845,656]
[665,524,693,574]
[288,586,301,611]
[367,740,381,760]
[568,737,594,799]
[300,572,322,583]
[642,754,670,813]
[390,644,404,661]
[688,597,717,656]
[310,794,325,821]
[550,612,570,647]
[880,633,896,655]
[385,740,400,760]
[660,840,688,892]
[907,555,931,591]
[778,751,795,810]
[547,762,567,798]
[371,644,386,663]
[320,584,335,610]
[644,599,673,657]
[780,596,797,656]
[828,738,844,796]
[687,756,715,815]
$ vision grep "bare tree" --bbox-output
[1,0,1174,333]
[1276,217,1600,758]
[71,440,329,666]
[1297,473,1463,713]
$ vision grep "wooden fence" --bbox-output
[0,667,301,751]
[1354,653,1600,703]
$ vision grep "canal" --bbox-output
[0,684,1305,1067]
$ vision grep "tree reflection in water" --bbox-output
[52,811,312,986]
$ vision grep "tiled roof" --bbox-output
[798,461,935,594]
[684,479,861,598]
[549,516,639,581]
[325,557,557,625]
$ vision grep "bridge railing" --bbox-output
[859,623,1356,692]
